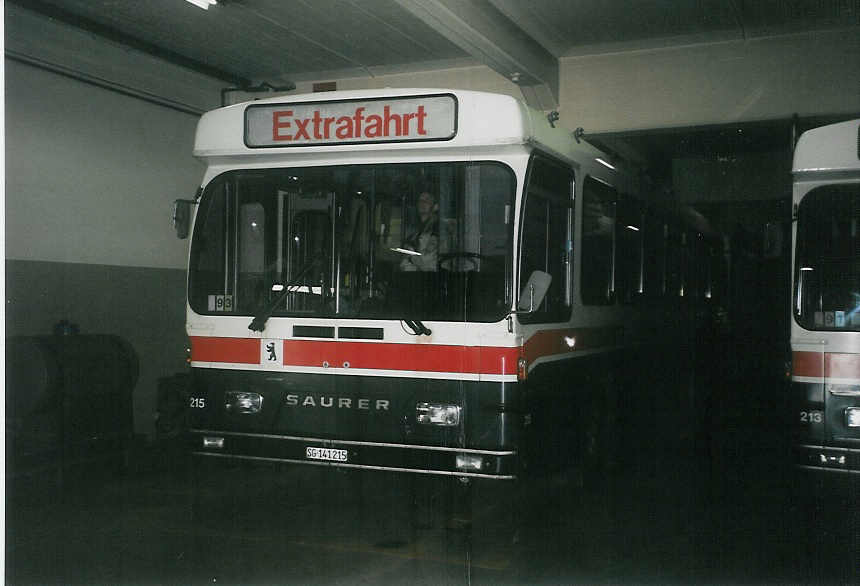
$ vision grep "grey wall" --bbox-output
[5,61,202,268]
[5,56,211,438]
[5,261,188,438]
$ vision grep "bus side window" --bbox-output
[642,209,667,298]
[616,194,644,304]
[519,156,573,323]
[666,223,683,298]
[188,180,229,313]
[581,177,617,305]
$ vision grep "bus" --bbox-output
[175,88,724,482]
[791,118,860,474]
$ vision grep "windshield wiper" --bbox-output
[249,260,319,332]
[403,319,432,336]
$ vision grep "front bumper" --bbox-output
[189,429,517,479]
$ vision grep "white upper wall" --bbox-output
[5,59,203,269]
[559,28,860,133]
[5,6,225,270]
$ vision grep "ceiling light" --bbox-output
[595,157,615,170]
[185,0,216,9]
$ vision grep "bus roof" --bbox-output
[792,118,860,174]
[193,88,610,167]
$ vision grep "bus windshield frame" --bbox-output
[188,161,516,324]
[794,183,860,332]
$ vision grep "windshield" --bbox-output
[189,162,515,323]
[794,183,860,331]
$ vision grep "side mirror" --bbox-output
[173,199,196,239]
[515,270,552,313]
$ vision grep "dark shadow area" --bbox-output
[7,357,858,585]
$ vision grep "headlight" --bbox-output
[225,391,263,414]
[416,402,460,426]
[845,407,860,428]
[455,453,483,472]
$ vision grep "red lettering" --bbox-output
[352,107,365,138]
[294,118,311,140]
[365,114,382,137]
[313,111,324,139]
[323,116,336,138]
[383,106,401,137]
[335,116,354,139]
[416,105,427,135]
[268,103,434,144]
[403,112,416,135]
[272,110,293,141]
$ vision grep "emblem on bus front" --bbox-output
[261,339,281,367]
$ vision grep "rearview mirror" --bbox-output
[173,199,196,239]
[516,270,552,313]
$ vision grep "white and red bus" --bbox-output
[791,118,860,474]
[176,89,723,481]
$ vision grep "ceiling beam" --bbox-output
[487,0,568,57]
[9,0,252,88]
[393,0,559,110]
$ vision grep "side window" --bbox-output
[518,156,574,323]
[189,179,230,313]
[642,212,667,298]
[665,223,683,298]
[581,177,617,305]
[616,194,644,304]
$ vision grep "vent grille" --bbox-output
[338,327,384,340]
[292,326,334,338]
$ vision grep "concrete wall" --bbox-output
[4,58,200,434]
[295,28,859,134]
[5,61,202,269]
[5,7,221,438]
[558,29,860,133]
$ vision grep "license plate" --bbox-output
[305,446,348,462]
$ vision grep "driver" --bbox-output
[400,190,439,271]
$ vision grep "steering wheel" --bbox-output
[438,251,487,271]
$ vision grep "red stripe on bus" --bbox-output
[283,340,519,374]
[826,353,860,379]
[190,328,621,375]
[792,351,860,379]
[190,336,259,364]
[523,327,619,365]
[792,351,824,377]
[190,336,520,375]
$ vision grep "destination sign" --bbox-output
[245,94,457,147]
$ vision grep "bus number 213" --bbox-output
[800,410,823,423]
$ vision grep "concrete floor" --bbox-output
[7,379,860,585]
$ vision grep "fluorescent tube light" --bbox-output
[595,157,615,170]
[185,0,217,9]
